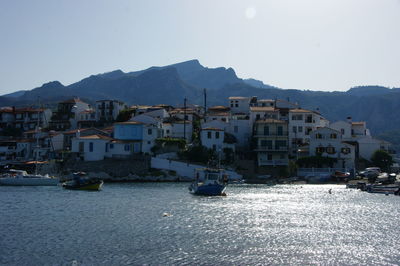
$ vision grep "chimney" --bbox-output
[347,116,352,123]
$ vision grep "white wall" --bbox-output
[71,138,107,161]
[201,129,224,151]
[151,157,242,180]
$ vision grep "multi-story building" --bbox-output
[253,119,289,166]
[77,109,96,128]
[308,127,356,169]
[288,108,329,155]
[14,108,52,131]
[49,98,90,131]
[96,100,126,122]
[0,107,15,130]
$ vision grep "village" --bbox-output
[0,96,395,182]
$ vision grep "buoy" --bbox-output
[162,212,172,217]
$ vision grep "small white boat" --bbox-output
[0,169,59,186]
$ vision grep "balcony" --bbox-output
[254,131,289,137]
[255,146,288,152]
[259,159,289,166]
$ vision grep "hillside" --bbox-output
[1,60,400,136]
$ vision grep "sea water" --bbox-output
[0,183,399,265]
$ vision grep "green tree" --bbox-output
[116,109,135,122]
[371,149,393,172]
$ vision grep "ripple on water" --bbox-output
[0,184,400,265]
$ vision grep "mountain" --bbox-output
[1,59,400,136]
[2,90,28,98]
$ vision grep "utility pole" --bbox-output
[183,97,187,141]
[203,88,207,118]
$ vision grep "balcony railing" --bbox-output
[255,146,288,151]
[259,159,289,166]
[254,131,289,137]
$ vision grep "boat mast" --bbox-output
[35,99,41,175]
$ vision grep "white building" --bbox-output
[200,127,235,155]
[357,137,392,161]
[309,127,356,169]
[162,121,192,142]
[96,100,126,122]
[288,108,329,155]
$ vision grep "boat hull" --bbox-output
[0,178,59,186]
[190,183,226,196]
[62,180,103,191]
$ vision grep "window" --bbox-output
[267,154,272,160]
[341,129,345,135]
[256,114,261,120]
[215,132,220,139]
[230,103,234,107]
[330,133,337,139]
[148,128,152,135]
[263,126,269,136]
[316,133,323,139]
[275,140,287,150]
[293,126,297,133]
[147,141,151,144]
[341,148,350,154]
[305,128,312,135]
[234,126,238,133]
[235,104,238,107]
[166,130,170,134]
[124,144,130,151]
[221,118,226,122]
[89,142,93,152]
[79,142,84,152]
[298,126,303,133]
[292,114,303,120]
[260,140,272,149]
[207,132,211,139]
[316,147,325,153]
[280,154,285,159]
[110,144,114,149]
[212,144,216,150]
[326,146,335,154]
[277,126,283,136]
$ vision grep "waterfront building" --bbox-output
[200,127,235,155]
[288,108,329,156]
[308,127,356,169]
[253,119,289,166]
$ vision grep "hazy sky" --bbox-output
[1,0,400,94]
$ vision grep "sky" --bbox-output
[1,0,400,94]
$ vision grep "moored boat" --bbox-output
[62,172,103,191]
[0,169,59,186]
[189,168,228,196]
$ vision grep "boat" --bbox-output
[366,184,400,194]
[189,168,228,196]
[0,169,59,186]
[62,172,103,191]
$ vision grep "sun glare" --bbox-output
[245,7,257,19]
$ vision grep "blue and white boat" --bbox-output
[189,168,228,196]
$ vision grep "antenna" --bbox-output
[203,88,207,117]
